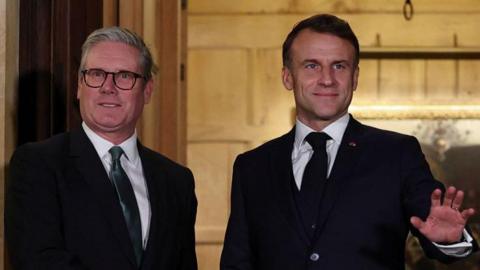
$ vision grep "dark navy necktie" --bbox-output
[298,132,331,237]
[301,132,331,193]
[109,146,143,266]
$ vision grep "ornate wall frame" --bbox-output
[353,46,480,120]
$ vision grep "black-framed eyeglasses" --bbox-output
[81,68,146,90]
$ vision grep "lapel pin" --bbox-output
[348,141,357,147]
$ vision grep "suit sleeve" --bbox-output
[400,136,478,263]
[5,145,89,270]
[220,155,255,270]
[179,168,198,270]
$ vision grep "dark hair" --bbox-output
[282,14,359,68]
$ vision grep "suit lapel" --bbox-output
[314,116,365,238]
[137,144,167,270]
[269,128,310,245]
[69,129,138,268]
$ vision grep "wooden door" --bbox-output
[17,0,103,145]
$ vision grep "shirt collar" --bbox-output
[82,122,140,164]
[294,113,350,149]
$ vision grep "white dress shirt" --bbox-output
[292,113,349,190]
[291,114,472,256]
[82,122,151,249]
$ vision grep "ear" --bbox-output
[77,74,83,99]
[352,66,360,91]
[282,66,294,91]
[143,79,154,104]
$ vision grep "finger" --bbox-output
[442,186,456,207]
[410,216,424,230]
[430,189,442,207]
[451,190,465,210]
[461,208,475,220]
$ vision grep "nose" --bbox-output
[100,73,117,94]
[317,67,334,86]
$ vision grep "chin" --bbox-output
[90,119,124,130]
[313,110,337,119]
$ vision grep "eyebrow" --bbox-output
[332,60,352,67]
[301,59,352,66]
[301,59,320,65]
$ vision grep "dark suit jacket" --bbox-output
[220,116,478,270]
[5,128,197,270]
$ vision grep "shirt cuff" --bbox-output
[433,229,473,257]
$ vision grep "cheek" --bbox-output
[126,95,144,112]
[296,75,317,89]
[298,70,317,81]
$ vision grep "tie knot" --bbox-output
[305,132,331,151]
[109,146,124,162]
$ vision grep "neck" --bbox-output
[98,133,132,145]
[297,113,347,132]
[83,123,135,145]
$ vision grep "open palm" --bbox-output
[410,186,475,243]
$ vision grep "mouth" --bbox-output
[98,102,121,108]
[313,92,338,97]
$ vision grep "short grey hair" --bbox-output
[79,26,157,81]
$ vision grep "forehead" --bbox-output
[290,30,356,62]
[84,41,141,71]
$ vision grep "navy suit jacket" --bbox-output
[6,128,197,270]
[220,116,478,270]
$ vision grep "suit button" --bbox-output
[310,253,319,261]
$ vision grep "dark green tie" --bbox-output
[109,146,143,266]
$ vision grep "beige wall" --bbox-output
[0,0,18,268]
[187,1,480,269]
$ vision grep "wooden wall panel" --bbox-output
[251,49,295,127]
[458,60,480,101]
[197,245,223,270]
[189,14,480,49]
[188,50,249,126]
[354,59,379,104]
[379,60,426,102]
[17,0,102,144]
[188,15,294,48]
[118,0,143,33]
[142,0,187,163]
[426,60,456,102]
[188,142,247,243]
[190,0,480,13]
[188,124,292,146]
[103,0,118,26]
[1,0,18,268]
[104,0,187,163]
[190,0,289,14]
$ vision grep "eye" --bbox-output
[88,69,105,78]
[333,63,346,70]
[305,63,318,69]
[117,71,135,80]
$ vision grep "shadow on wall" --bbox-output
[16,70,80,146]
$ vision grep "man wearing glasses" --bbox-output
[6,27,198,270]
